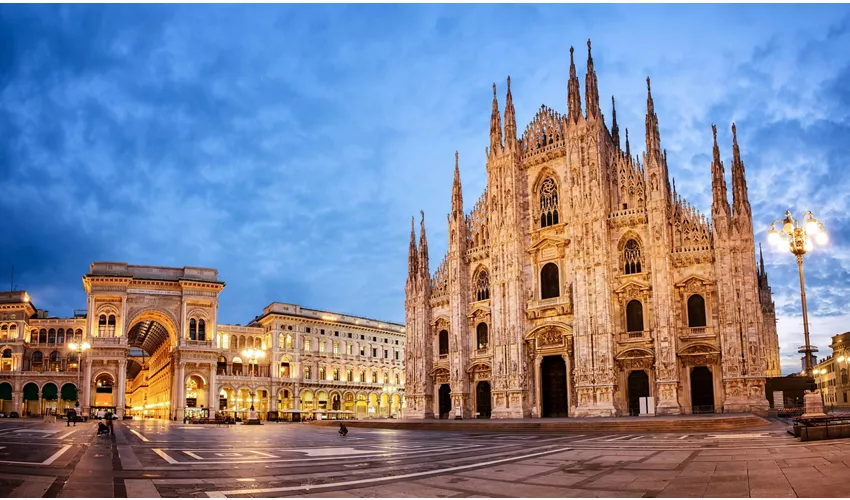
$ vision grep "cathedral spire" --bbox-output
[490,83,503,154]
[504,76,517,149]
[645,77,661,160]
[759,242,766,276]
[567,46,583,123]
[710,124,730,218]
[452,151,463,215]
[407,216,418,281]
[730,123,751,218]
[611,96,620,148]
[418,211,430,280]
[624,127,631,158]
[584,39,600,119]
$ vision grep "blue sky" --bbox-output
[1,5,848,374]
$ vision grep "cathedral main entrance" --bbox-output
[476,381,491,419]
[690,366,714,413]
[541,356,568,418]
[627,370,650,416]
[438,384,451,419]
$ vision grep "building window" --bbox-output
[48,329,56,344]
[189,319,197,340]
[281,362,290,378]
[439,330,449,356]
[395,374,400,385]
[198,320,206,341]
[539,177,559,228]
[304,367,312,379]
[304,340,311,352]
[626,300,644,332]
[475,269,490,301]
[842,368,848,386]
[346,369,352,381]
[476,323,488,349]
[359,346,365,356]
[540,262,560,299]
[57,328,65,344]
[623,239,642,274]
[333,368,339,381]
[347,344,353,355]
[333,343,339,354]
[319,368,326,380]
[687,294,707,328]
[32,351,44,371]
[395,351,399,360]
[319,342,326,353]
[372,371,377,383]
[372,348,377,357]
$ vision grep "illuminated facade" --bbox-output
[813,332,850,407]
[404,41,781,419]
[0,262,405,420]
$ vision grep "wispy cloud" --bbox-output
[1,5,848,374]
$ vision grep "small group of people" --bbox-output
[97,411,114,436]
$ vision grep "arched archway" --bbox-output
[93,373,115,412]
[0,382,12,414]
[184,375,206,419]
[124,311,179,419]
[23,382,39,416]
[41,382,59,416]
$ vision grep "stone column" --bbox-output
[176,362,185,421]
[82,359,92,417]
[209,364,217,414]
[535,356,542,418]
[12,391,22,415]
[116,360,127,418]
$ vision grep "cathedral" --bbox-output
[403,41,781,419]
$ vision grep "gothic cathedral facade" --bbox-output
[403,42,781,419]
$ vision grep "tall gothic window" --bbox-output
[687,295,707,328]
[539,177,559,228]
[541,262,560,299]
[438,330,449,356]
[476,323,489,350]
[626,300,644,332]
[623,239,642,274]
[198,320,206,341]
[189,319,197,340]
[475,269,490,301]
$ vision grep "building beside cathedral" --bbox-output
[404,41,781,419]
[0,263,405,420]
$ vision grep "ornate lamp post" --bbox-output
[241,348,265,424]
[767,210,828,416]
[67,341,90,412]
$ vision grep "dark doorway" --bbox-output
[476,381,491,418]
[690,366,714,413]
[438,384,452,419]
[627,370,650,416]
[541,356,568,417]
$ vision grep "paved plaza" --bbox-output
[1,418,850,498]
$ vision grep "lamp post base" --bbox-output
[802,390,826,418]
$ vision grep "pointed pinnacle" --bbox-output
[507,75,511,92]
[492,82,496,97]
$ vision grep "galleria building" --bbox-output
[404,42,782,419]
[0,263,405,420]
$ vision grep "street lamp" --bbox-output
[767,211,828,377]
[68,341,91,411]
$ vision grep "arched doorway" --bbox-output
[541,356,568,418]
[690,366,714,413]
[184,375,207,420]
[0,382,13,413]
[438,384,451,419]
[23,382,39,416]
[627,370,650,416]
[355,393,367,419]
[60,383,78,413]
[94,374,115,413]
[476,381,491,419]
[41,383,58,416]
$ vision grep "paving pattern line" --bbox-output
[128,429,150,442]
[204,445,574,498]
[151,442,491,465]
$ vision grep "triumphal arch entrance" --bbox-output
[81,262,222,419]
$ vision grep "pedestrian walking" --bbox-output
[338,422,348,437]
[67,407,76,427]
[105,411,114,436]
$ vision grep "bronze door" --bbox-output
[438,384,452,419]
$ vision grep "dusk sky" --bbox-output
[1,5,849,374]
